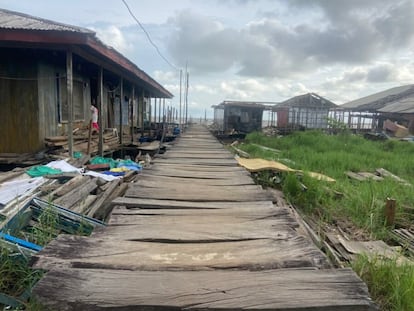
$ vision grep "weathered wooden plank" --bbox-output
[33,268,376,311]
[33,235,328,271]
[159,153,234,159]
[108,207,296,226]
[134,174,255,186]
[110,197,274,209]
[110,204,287,217]
[130,182,262,192]
[139,169,250,180]
[53,178,97,209]
[148,163,247,172]
[125,186,273,202]
[152,158,238,166]
[89,219,295,242]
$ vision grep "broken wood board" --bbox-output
[134,174,255,186]
[108,208,297,227]
[159,153,235,159]
[346,171,383,181]
[109,204,289,218]
[33,268,375,311]
[128,182,262,193]
[376,168,411,186]
[152,158,238,166]
[125,186,273,202]
[147,163,247,172]
[138,168,250,180]
[33,234,328,271]
[110,197,274,210]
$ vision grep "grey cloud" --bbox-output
[168,1,414,78]
[366,64,395,83]
[168,11,241,73]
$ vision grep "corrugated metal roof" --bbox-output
[217,101,267,109]
[378,95,414,113]
[0,8,93,33]
[275,93,337,109]
[341,84,414,111]
[0,9,172,98]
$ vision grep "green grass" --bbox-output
[0,206,61,310]
[352,255,414,311]
[242,130,414,311]
[242,130,414,239]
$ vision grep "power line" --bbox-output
[122,0,179,71]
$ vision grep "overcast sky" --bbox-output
[1,0,414,117]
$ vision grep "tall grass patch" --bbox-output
[352,255,414,311]
[242,131,414,237]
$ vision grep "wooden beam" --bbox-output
[119,77,124,145]
[130,86,135,143]
[98,67,104,156]
[141,90,145,136]
[66,50,74,157]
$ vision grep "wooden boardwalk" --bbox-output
[32,125,376,310]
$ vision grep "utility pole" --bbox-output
[179,69,182,129]
[185,71,189,127]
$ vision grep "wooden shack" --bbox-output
[273,93,337,130]
[213,101,265,134]
[339,84,414,133]
[0,9,172,158]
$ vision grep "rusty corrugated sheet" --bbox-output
[0,8,93,33]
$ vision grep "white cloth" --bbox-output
[0,177,45,207]
[46,160,82,173]
[83,171,121,182]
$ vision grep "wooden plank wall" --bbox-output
[32,124,377,310]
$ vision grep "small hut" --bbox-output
[212,101,265,134]
[273,93,337,130]
[339,84,414,133]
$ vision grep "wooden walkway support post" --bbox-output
[385,197,396,226]
[66,50,73,157]
[98,67,104,156]
[119,77,124,145]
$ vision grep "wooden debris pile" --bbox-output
[45,128,120,156]
[346,168,411,186]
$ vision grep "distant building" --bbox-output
[273,93,337,129]
[340,84,414,133]
[212,101,266,134]
[0,9,172,155]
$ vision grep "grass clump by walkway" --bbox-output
[242,130,414,239]
[352,255,414,311]
[241,130,414,311]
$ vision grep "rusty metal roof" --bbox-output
[275,93,337,109]
[0,9,172,98]
[341,84,414,112]
[0,8,93,33]
[217,101,273,109]
[378,95,414,114]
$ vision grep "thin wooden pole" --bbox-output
[66,50,73,157]
[179,69,182,128]
[385,198,396,226]
[154,97,157,128]
[141,90,145,137]
[98,67,103,156]
[131,86,135,144]
[158,97,161,123]
[119,77,123,145]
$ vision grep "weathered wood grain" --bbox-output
[33,268,376,311]
[125,186,273,202]
[134,174,255,186]
[110,197,274,209]
[32,235,329,271]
